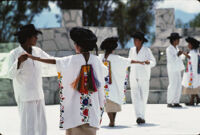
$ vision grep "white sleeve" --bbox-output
[56,56,72,74]
[147,48,156,68]
[36,47,58,77]
[3,52,23,79]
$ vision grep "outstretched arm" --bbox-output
[27,53,56,64]
[131,60,145,65]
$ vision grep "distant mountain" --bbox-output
[175,10,197,23]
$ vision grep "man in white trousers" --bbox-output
[166,33,185,108]
[4,24,55,135]
[129,32,156,125]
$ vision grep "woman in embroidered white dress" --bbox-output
[26,27,107,135]
[99,37,130,127]
[182,37,200,106]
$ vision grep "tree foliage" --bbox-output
[0,1,49,42]
[56,0,162,48]
[189,13,200,28]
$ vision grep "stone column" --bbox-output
[62,10,83,28]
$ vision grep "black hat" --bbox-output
[167,32,182,40]
[185,37,200,49]
[14,24,42,36]
[100,37,118,51]
[131,32,148,42]
[70,27,97,51]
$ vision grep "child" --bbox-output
[166,32,185,108]
[27,27,107,135]
[129,32,156,124]
[99,37,133,127]
[182,37,200,106]
[4,24,54,135]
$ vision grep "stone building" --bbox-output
[0,8,200,105]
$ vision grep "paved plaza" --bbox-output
[0,104,200,135]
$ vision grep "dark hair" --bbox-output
[17,33,37,44]
[169,38,179,45]
[70,27,98,55]
[100,37,118,55]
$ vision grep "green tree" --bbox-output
[0,1,49,42]
[189,13,200,28]
[112,0,162,47]
[55,0,116,26]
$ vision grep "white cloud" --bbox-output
[49,2,61,14]
[156,0,200,13]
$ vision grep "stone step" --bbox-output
[125,89,190,104]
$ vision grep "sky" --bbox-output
[32,0,200,47]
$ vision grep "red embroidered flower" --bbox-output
[83,109,88,116]
[104,85,108,88]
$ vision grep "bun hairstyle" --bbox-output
[100,37,118,54]
[185,37,200,50]
[70,27,98,55]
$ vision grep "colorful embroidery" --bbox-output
[187,60,193,88]
[103,60,112,84]
[103,59,112,98]
[71,65,99,94]
[58,72,65,128]
[80,92,92,122]
[123,67,129,104]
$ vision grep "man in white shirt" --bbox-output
[5,24,54,135]
[166,33,185,108]
[129,32,156,125]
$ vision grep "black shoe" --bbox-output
[167,104,173,107]
[185,102,195,106]
[174,103,182,107]
[136,117,145,125]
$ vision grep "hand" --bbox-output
[177,51,183,56]
[144,60,150,65]
[17,54,28,69]
[18,54,28,63]
[26,53,34,59]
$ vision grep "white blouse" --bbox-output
[99,54,131,105]
[182,50,200,88]
[166,45,185,73]
[2,45,56,103]
[56,54,107,130]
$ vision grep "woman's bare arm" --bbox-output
[27,53,56,64]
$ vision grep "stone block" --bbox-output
[150,78,161,89]
[125,90,132,104]
[41,29,55,40]
[151,66,160,77]
[0,79,13,91]
[0,91,16,106]
[55,33,73,50]
[160,65,168,77]
[44,90,55,105]
[42,40,58,51]
[148,90,167,104]
[160,77,168,90]
[56,51,75,57]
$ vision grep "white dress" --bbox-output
[99,54,131,105]
[182,50,200,94]
[56,54,107,130]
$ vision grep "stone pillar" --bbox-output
[61,10,83,28]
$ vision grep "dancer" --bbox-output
[4,24,53,135]
[128,32,156,124]
[26,27,107,135]
[99,37,134,127]
[166,33,185,108]
[182,37,200,106]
